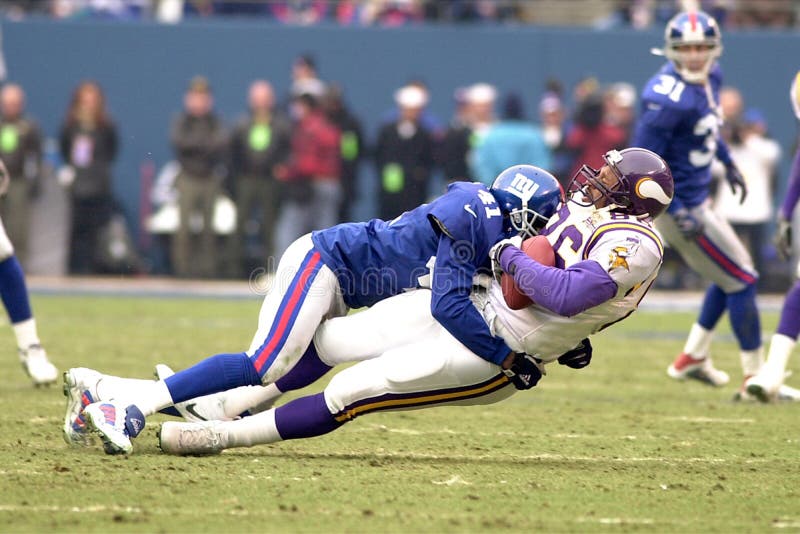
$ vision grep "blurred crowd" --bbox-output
[1,0,798,29]
[1,50,787,285]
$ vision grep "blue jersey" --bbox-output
[311,182,514,365]
[633,63,732,212]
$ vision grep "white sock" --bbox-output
[683,323,714,358]
[97,376,174,417]
[221,384,283,419]
[95,375,154,402]
[221,409,282,448]
[761,334,796,382]
[13,318,40,349]
[740,347,764,377]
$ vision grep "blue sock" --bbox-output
[727,283,761,350]
[274,343,332,393]
[164,352,261,404]
[0,256,32,324]
[777,282,800,340]
[698,284,726,330]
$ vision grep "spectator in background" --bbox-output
[564,87,626,178]
[322,84,365,222]
[273,92,341,256]
[59,81,118,275]
[170,76,227,278]
[473,92,551,185]
[438,86,474,183]
[719,86,744,145]
[270,0,329,25]
[380,79,444,139]
[426,0,520,23]
[375,84,435,220]
[713,108,781,281]
[0,84,42,267]
[604,82,637,144]
[289,53,326,102]
[538,91,571,185]
[465,82,497,145]
[370,0,424,26]
[230,80,291,275]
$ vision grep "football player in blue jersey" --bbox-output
[0,159,57,386]
[633,10,763,392]
[68,165,563,453]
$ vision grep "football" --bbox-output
[501,235,556,310]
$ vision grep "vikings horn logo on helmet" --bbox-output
[635,177,673,204]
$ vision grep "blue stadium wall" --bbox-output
[2,18,798,233]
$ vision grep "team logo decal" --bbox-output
[508,173,541,203]
[608,238,640,272]
[635,177,671,203]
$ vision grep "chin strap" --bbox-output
[703,80,721,120]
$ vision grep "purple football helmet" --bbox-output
[568,148,674,219]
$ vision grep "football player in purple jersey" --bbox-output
[633,10,766,394]
[745,71,800,401]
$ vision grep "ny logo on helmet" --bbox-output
[508,173,541,203]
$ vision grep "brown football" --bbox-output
[501,235,556,310]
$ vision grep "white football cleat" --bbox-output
[745,369,800,403]
[776,383,800,402]
[154,364,228,422]
[667,353,730,387]
[20,344,58,386]
[82,400,145,455]
[62,368,102,446]
[745,371,781,403]
[158,421,228,456]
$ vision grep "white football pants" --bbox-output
[246,233,347,384]
[315,290,515,421]
[0,215,15,260]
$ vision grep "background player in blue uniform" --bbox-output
[71,165,563,454]
[633,10,761,391]
[0,159,57,386]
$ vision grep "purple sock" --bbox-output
[274,392,342,440]
[727,283,761,350]
[698,284,726,330]
[274,343,332,393]
[777,282,800,340]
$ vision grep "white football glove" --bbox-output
[489,235,522,280]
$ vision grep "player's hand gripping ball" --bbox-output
[501,235,556,310]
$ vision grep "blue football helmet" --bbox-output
[489,165,563,238]
[660,11,722,83]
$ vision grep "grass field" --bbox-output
[1,294,799,533]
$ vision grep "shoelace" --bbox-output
[179,425,222,451]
